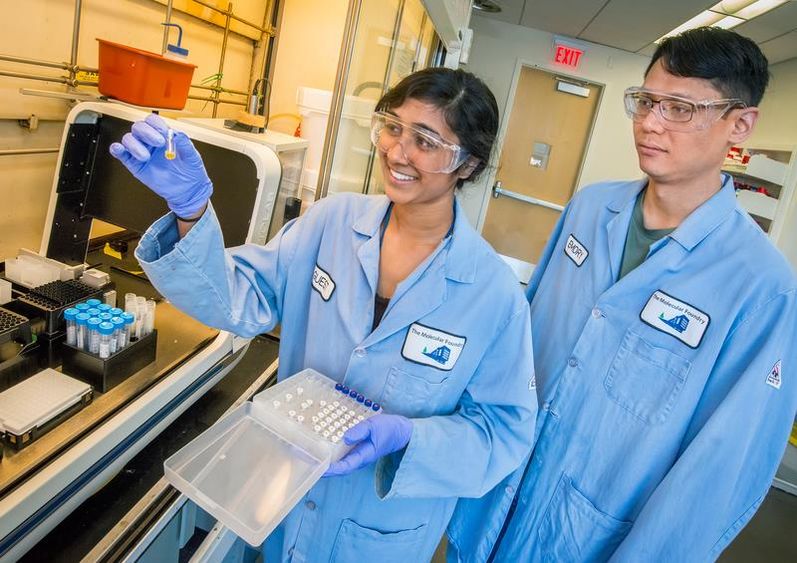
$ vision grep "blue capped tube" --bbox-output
[64,308,79,346]
[98,321,114,359]
[87,317,102,354]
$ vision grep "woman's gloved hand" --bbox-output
[109,113,213,219]
[324,414,413,477]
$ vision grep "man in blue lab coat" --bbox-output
[448,26,797,562]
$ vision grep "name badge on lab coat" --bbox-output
[564,234,589,267]
[640,290,710,348]
[402,323,466,371]
[311,264,335,301]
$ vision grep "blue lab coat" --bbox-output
[135,193,536,562]
[447,175,797,562]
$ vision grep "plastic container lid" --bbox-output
[121,312,135,325]
[98,313,113,322]
[87,318,101,329]
[64,308,79,320]
[75,303,91,312]
[97,303,112,312]
[86,308,100,317]
[86,299,101,307]
[109,308,124,316]
[99,321,115,335]
[111,316,125,328]
[75,312,91,325]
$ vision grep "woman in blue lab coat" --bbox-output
[110,67,536,562]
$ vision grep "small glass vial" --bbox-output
[64,308,79,346]
[144,299,156,335]
[135,296,146,339]
[165,128,177,160]
[110,316,124,354]
[87,317,102,354]
[98,322,114,359]
[125,293,137,314]
[121,312,135,347]
[75,312,91,350]
[86,298,102,308]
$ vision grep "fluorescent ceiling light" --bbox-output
[656,0,790,43]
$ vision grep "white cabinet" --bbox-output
[723,147,797,250]
[422,0,472,49]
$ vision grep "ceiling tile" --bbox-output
[758,29,797,64]
[732,2,797,43]
[519,0,607,37]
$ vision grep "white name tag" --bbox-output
[401,323,466,371]
[564,234,589,267]
[640,290,710,348]
[311,264,335,301]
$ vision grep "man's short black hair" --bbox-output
[647,26,769,106]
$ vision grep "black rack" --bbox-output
[0,307,32,346]
[7,280,105,335]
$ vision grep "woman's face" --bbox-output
[377,98,471,207]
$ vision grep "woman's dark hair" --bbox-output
[376,67,499,187]
[647,27,769,106]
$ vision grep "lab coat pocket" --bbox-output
[329,519,427,563]
[382,366,450,417]
[604,329,691,425]
[538,474,632,563]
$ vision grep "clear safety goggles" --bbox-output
[370,111,469,174]
[623,87,747,132]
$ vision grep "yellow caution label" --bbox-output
[76,70,99,83]
[790,423,797,448]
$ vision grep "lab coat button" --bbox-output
[505,485,514,495]
[568,357,578,368]
[542,402,550,411]
[592,307,602,319]
[305,500,316,511]
[354,347,366,358]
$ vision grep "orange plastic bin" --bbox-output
[97,39,196,109]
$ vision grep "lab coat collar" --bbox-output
[606,174,737,252]
[351,195,478,284]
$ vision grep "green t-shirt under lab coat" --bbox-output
[619,190,675,279]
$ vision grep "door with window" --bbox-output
[481,66,602,282]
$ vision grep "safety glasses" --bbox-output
[623,87,747,132]
[370,111,469,174]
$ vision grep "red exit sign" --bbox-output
[554,44,584,68]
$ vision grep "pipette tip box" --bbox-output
[164,368,382,546]
[0,368,93,450]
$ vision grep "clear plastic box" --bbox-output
[164,369,381,546]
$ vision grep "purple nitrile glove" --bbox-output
[323,414,413,477]
[109,113,213,219]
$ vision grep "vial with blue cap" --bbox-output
[87,317,102,354]
[97,303,112,313]
[98,322,115,359]
[75,312,91,350]
[86,298,102,308]
[64,307,79,346]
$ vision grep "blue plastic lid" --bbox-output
[110,307,124,316]
[64,308,79,320]
[335,383,343,391]
[356,394,365,403]
[87,308,100,317]
[166,43,189,57]
[341,386,350,394]
[111,316,125,327]
[99,321,114,335]
[76,312,91,325]
[372,403,381,411]
[364,399,372,407]
[349,390,358,398]
[86,299,101,307]
[99,313,113,322]
[97,303,112,312]
[121,312,135,324]
[75,303,91,311]
[87,317,101,328]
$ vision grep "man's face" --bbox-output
[633,60,754,185]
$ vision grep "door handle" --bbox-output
[491,182,565,212]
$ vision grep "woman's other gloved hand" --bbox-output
[109,113,213,219]
[324,414,413,477]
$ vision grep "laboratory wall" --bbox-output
[0,0,269,260]
[266,0,348,136]
[461,14,651,228]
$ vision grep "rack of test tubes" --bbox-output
[60,294,157,392]
[164,369,383,546]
